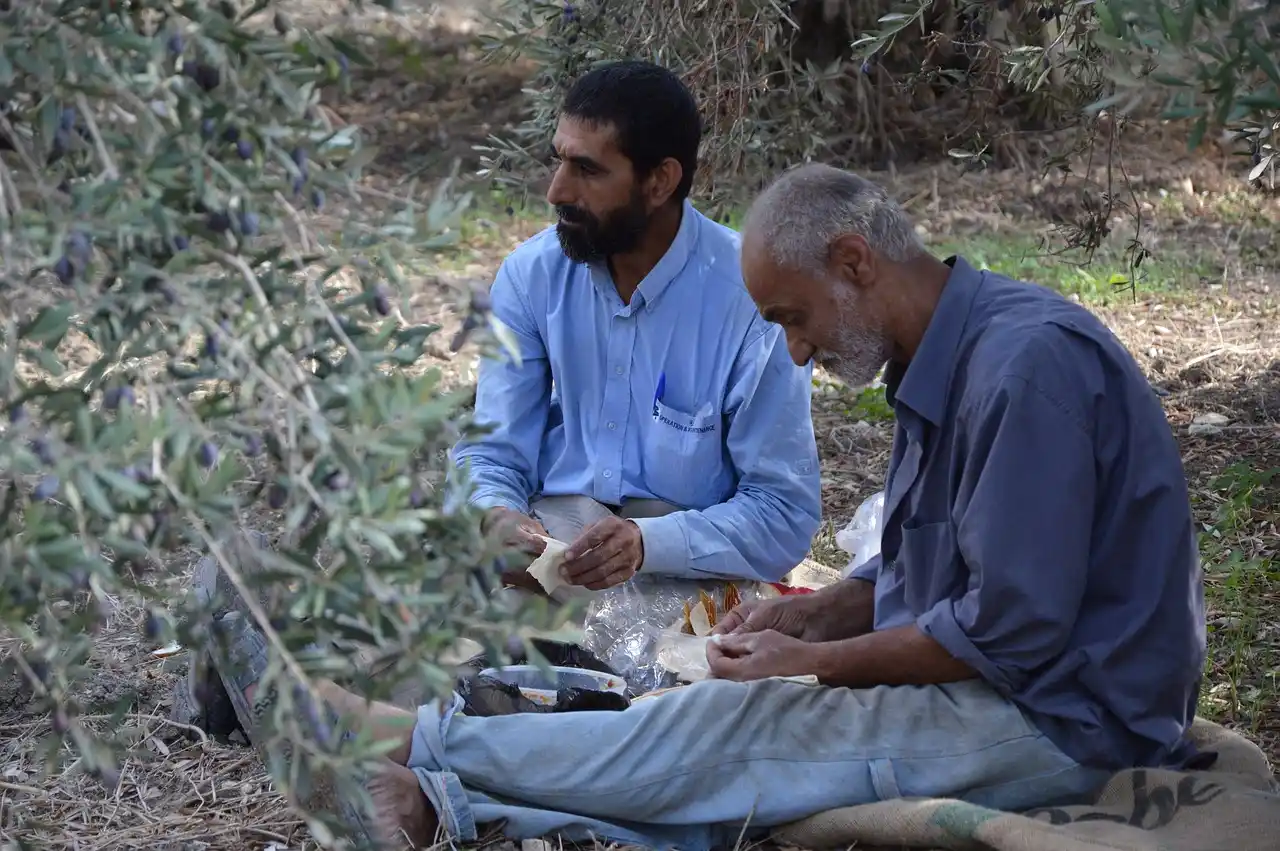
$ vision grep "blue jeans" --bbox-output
[406,676,1110,851]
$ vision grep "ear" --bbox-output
[642,157,683,207]
[828,233,876,291]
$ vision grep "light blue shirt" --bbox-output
[452,200,822,582]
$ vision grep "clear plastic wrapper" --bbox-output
[579,574,774,695]
[835,490,886,579]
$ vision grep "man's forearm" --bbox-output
[805,624,978,689]
[802,577,877,642]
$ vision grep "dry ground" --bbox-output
[3,5,1280,850]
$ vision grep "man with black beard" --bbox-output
[451,61,822,624]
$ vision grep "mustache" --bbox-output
[555,204,591,224]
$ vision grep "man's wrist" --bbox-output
[627,519,644,573]
[805,639,856,686]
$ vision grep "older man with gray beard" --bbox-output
[202,164,1208,851]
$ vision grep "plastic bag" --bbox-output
[578,574,774,695]
[654,629,718,683]
[835,490,885,580]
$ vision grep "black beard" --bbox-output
[555,194,650,264]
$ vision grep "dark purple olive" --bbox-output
[236,140,253,160]
[290,147,307,168]
[238,211,259,236]
[59,107,76,131]
[34,475,59,501]
[172,235,189,251]
[29,660,49,684]
[409,488,426,508]
[203,332,220,359]
[273,10,291,33]
[244,434,263,457]
[190,63,221,92]
[505,206,514,216]
[267,483,288,508]
[206,211,231,232]
[310,188,324,210]
[167,33,184,55]
[31,438,54,465]
[372,287,390,316]
[323,469,349,490]
[197,441,218,468]
[102,386,135,410]
[337,54,349,76]
[53,256,74,285]
[8,403,25,424]
[143,611,162,640]
[290,175,305,196]
[222,125,240,143]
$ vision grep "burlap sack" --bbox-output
[774,718,1279,851]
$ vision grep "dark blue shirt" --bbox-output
[851,256,1207,771]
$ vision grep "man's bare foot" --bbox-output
[367,759,440,850]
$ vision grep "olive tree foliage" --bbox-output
[475,0,1277,255]
[0,0,562,843]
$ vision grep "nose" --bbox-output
[786,335,813,367]
[546,163,573,208]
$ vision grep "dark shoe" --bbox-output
[209,609,418,851]
[170,530,276,742]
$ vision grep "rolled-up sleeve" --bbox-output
[915,374,1094,695]
[450,258,550,514]
[848,553,882,584]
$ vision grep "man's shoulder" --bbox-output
[960,273,1137,409]
[499,225,567,282]
[684,208,768,324]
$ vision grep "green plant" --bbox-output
[0,1,561,845]
[478,0,1276,282]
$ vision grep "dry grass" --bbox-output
[3,4,1280,849]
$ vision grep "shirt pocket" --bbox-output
[897,520,965,612]
[642,398,725,507]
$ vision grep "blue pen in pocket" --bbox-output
[653,371,666,419]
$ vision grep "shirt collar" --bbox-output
[884,255,984,426]
[588,199,699,314]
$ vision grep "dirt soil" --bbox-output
[3,3,1280,849]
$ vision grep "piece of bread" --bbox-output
[525,535,595,601]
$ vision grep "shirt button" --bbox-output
[603,470,613,479]
[607,421,617,430]
[614,366,624,375]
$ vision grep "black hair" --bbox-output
[561,60,702,202]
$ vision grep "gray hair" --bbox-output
[742,164,925,271]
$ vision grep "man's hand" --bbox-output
[706,630,817,682]
[714,579,878,644]
[712,595,818,640]
[484,507,549,556]
[561,516,643,590]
